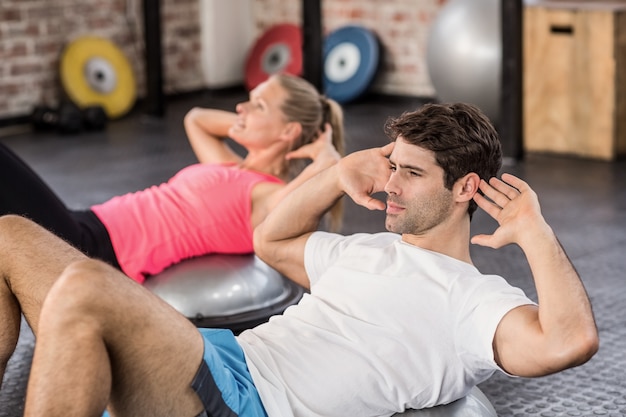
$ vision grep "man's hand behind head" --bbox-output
[337,142,394,211]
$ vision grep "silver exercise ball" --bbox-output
[426,0,501,123]
[392,386,497,417]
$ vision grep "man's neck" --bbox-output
[400,221,473,265]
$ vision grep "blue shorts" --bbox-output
[192,328,268,417]
[101,329,265,417]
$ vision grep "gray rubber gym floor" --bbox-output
[1,88,625,416]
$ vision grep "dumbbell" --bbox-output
[82,105,108,130]
[31,102,108,134]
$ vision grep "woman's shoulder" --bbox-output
[176,163,281,181]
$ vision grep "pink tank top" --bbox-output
[91,163,283,283]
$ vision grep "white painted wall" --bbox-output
[200,0,255,88]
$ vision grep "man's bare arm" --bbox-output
[254,143,394,288]
[472,174,599,377]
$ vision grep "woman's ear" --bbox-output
[455,173,481,203]
[280,121,302,142]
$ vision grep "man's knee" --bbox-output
[0,214,37,241]
[62,258,112,281]
[0,214,71,257]
[0,215,40,264]
[42,259,110,317]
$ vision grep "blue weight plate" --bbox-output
[323,25,380,103]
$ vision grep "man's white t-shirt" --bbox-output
[237,232,533,417]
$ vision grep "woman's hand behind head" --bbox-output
[285,124,340,165]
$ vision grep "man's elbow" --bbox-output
[549,328,599,373]
[570,328,600,366]
[253,224,269,261]
[253,223,282,267]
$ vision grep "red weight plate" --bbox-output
[244,24,303,91]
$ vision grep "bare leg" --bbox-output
[0,214,86,382]
[25,257,205,416]
[0,278,20,381]
[0,216,205,416]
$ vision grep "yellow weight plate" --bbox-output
[60,36,137,119]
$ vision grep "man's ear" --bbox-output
[455,173,481,203]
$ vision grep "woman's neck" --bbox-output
[239,148,289,180]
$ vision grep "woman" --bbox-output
[0,74,345,283]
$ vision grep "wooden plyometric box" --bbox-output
[524,1,626,160]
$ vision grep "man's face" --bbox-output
[384,137,454,235]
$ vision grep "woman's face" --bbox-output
[228,77,292,150]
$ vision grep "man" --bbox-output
[0,103,596,417]
[251,102,598,415]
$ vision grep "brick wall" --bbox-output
[0,0,204,120]
[0,0,445,120]
[1,0,140,118]
[253,0,446,97]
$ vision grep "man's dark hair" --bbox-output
[384,102,502,218]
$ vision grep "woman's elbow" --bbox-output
[183,107,202,126]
